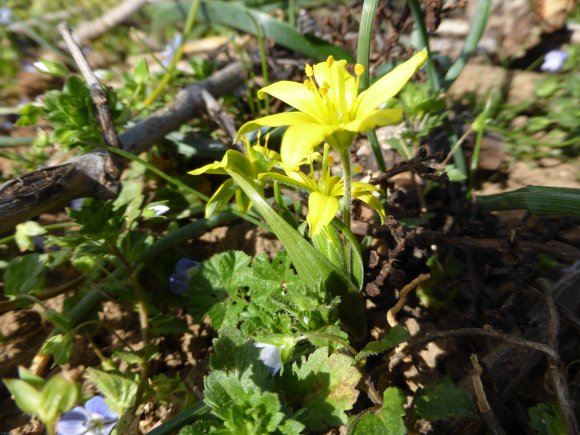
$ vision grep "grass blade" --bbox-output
[477,186,580,218]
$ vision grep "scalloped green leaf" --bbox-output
[350,387,406,435]
[280,347,361,431]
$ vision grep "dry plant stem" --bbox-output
[200,89,240,147]
[420,229,580,262]
[361,375,382,406]
[389,327,560,369]
[7,8,82,34]
[442,126,472,166]
[539,279,580,435]
[0,61,244,234]
[524,284,580,336]
[386,273,430,327]
[71,0,147,45]
[58,22,124,177]
[470,354,507,435]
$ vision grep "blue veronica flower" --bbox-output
[169,258,200,295]
[162,34,183,67]
[541,50,569,72]
[255,342,282,376]
[0,8,12,26]
[56,396,118,435]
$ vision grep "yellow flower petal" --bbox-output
[344,108,403,132]
[352,181,380,193]
[356,49,427,118]
[257,81,323,120]
[284,170,316,190]
[236,111,317,140]
[307,191,339,236]
[280,123,338,170]
[354,191,386,223]
[188,161,227,176]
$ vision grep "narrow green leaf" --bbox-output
[147,1,353,62]
[444,0,492,87]
[476,186,580,218]
[407,0,441,91]
[205,179,239,217]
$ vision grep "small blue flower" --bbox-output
[255,342,282,376]
[0,8,12,25]
[162,34,183,67]
[70,198,86,211]
[541,50,569,72]
[169,258,200,294]
[56,396,118,435]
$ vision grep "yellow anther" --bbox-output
[305,64,313,77]
[326,56,334,66]
[257,89,265,100]
[354,64,365,76]
[353,163,363,173]
[319,84,329,96]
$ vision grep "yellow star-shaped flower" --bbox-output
[237,50,427,169]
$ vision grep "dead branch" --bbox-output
[448,262,580,434]
[71,0,148,45]
[420,229,580,262]
[540,278,579,434]
[470,354,506,435]
[0,61,244,235]
[58,22,123,177]
[389,326,560,369]
[386,273,430,327]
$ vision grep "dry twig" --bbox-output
[58,22,123,177]
[470,354,506,435]
[539,278,579,435]
[386,273,430,327]
[389,326,560,369]
[71,0,148,45]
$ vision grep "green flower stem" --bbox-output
[247,12,270,115]
[143,0,201,107]
[340,148,352,229]
[340,148,353,276]
[467,125,484,198]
